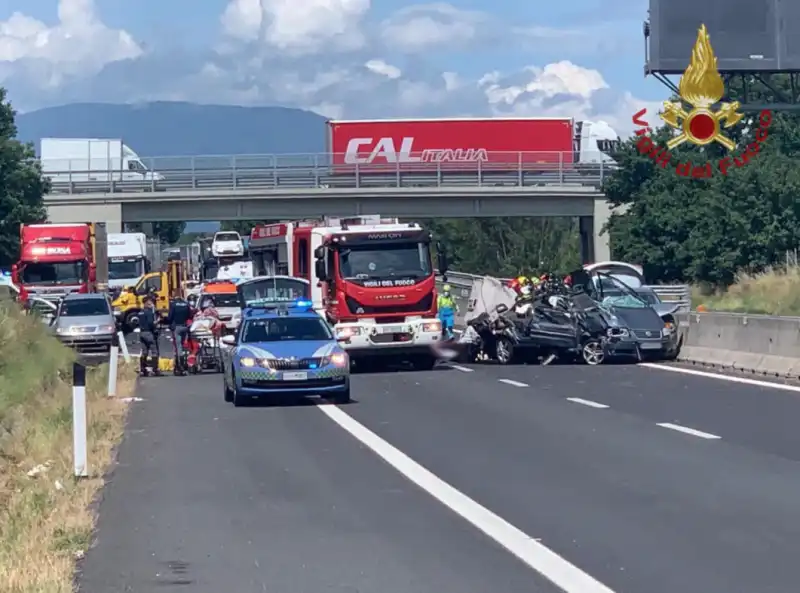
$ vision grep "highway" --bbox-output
[77,361,800,593]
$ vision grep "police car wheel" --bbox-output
[223,379,234,402]
[232,388,249,407]
[330,387,351,404]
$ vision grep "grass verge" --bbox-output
[0,301,137,592]
[692,267,800,316]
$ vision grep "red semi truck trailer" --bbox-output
[326,117,619,172]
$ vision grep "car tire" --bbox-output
[495,336,515,365]
[330,386,351,404]
[232,388,249,407]
[581,339,605,365]
[223,378,234,402]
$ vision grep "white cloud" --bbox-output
[381,3,487,52]
[0,0,141,85]
[221,0,370,54]
[0,0,659,138]
[364,59,401,79]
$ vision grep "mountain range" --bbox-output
[15,101,328,157]
[14,101,329,232]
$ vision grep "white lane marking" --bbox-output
[498,379,528,387]
[566,397,609,409]
[451,365,474,372]
[656,422,720,440]
[318,405,615,593]
[639,362,800,393]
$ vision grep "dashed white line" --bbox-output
[451,365,474,372]
[566,397,609,409]
[639,362,800,393]
[498,379,528,387]
[318,405,615,593]
[656,422,720,440]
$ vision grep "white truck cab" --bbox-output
[108,233,149,290]
[575,121,620,169]
[40,138,164,184]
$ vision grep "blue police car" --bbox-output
[220,299,350,406]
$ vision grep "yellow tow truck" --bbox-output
[113,259,187,331]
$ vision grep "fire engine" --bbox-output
[249,216,449,370]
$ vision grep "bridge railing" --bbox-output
[437,271,692,312]
[39,151,613,194]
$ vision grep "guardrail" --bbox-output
[41,151,611,194]
[439,270,692,312]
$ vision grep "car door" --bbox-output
[526,305,578,349]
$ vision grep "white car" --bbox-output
[211,231,244,257]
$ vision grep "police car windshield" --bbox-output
[241,317,333,342]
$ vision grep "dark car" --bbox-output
[571,269,680,361]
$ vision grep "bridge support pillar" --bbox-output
[578,198,611,264]
[46,203,122,233]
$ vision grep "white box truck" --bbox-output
[40,138,164,184]
[108,232,150,290]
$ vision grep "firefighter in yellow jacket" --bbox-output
[437,284,459,339]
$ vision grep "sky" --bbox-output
[0,0,668,136]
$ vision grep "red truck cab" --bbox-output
[12,223,106,303]
[249,216,449,370]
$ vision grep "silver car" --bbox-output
[51,293,117,356]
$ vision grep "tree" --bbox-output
[221,220,263,236]
[603,76,800,286]
[422,217,580,277]
[126,221,186,245]
[0,88,50,268]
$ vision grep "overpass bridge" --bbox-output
[42,151,613,261]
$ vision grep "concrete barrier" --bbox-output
[676,312,800,377]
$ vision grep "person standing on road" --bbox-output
[137,297,161,376]
[166,295,193,375]
[437,284,458,339]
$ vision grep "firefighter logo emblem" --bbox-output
[659,24,743,150]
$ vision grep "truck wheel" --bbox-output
[411,355,437,371]
[123,311,139,332]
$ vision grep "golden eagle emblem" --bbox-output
[660,24,743,150]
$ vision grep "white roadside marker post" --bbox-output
[72,362,88,477]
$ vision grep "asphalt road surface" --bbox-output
[78,361,800,593]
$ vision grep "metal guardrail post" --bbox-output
[192,156,197,189]
[517,152,522,186]
[559,152,563,184]
[355,160,360,188]
[232,155,237,189]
